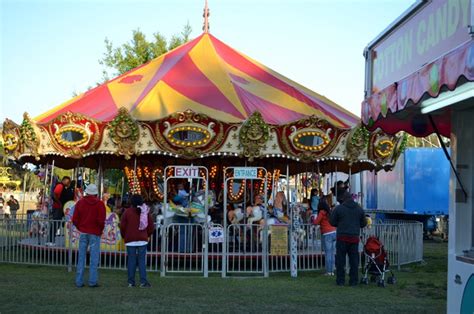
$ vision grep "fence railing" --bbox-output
[0,217,423,275]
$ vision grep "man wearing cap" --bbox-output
[72,184,106,288]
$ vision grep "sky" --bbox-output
[0,0,414,123]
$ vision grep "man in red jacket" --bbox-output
[72,184,106,288]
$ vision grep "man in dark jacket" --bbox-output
[72,184,106,288]
[329,188,367,286]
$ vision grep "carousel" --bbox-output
[1,22,406,276]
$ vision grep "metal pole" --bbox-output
[223,175,228,278]
[120,176,125,201]
[243,160,247,211]
[203,167,209,278]
[288,163,297,278]
[98,158,103,199]
[295,173,298,204]
[161,166,169,277]
[349,167,352,193]
[41,162,49,212]
[262,170,269,278]
[22,171,27,213]
[335,164,338,203]
[286,164,290,212]
[67,220,73,272]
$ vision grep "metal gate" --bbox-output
[161,166,209,277]
[223,167,269,277]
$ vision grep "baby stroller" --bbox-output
[360,236,396,287]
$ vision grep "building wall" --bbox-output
[448,105,474,313]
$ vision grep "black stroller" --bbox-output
[360,236,396,287]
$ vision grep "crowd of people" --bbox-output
[3,174,368,288]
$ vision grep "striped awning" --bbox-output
[36,33,358,128]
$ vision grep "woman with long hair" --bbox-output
[313,198,336,276]
[120,194,155,288]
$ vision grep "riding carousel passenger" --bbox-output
[228,203,244,225]
[246,194,264,225]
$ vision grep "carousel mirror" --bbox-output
[55,126,89,147]
[61,130,85,143]
[172,130,206,142]
[167,126,211,147]
[293,131,329,151]
[375,139,394,158]
[299,134,325,146]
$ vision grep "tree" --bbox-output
[99,22,192,80]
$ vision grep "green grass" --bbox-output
[0,241,447,313]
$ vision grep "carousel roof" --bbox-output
[35,33,358,128]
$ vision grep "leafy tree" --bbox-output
[99,22,192,80]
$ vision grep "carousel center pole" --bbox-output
[41,162,49,213]
[288,163,297,278]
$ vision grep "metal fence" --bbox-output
[0,217,423,275]
[361,222,424,269]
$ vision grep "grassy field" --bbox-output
[0,241,447,313]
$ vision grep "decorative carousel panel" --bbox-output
[239,111,270,161]
[368,130,397,167]
[2,119,21,158]
[345,125,370,165]
[277,115,346,161]
[45,112,104,158]
[19,113,41,160]
[107,108,139,159]
[150,109,235,159]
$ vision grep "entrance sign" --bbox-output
[174,166,200,178]
[234,167,258,179]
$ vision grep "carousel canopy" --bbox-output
[35,33,358,128]
[2,31,405,174]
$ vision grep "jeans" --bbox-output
[335,240,359,285]
[75,233,101,287]
[323,232,336,273]
[127,245,148,285]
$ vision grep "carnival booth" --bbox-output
[361,0,474,311]
[3,30,405,277]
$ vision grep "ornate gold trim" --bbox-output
[108,108,139,160]
[239,112,269,161]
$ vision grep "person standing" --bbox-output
[329,189,367,286]
[313,199,336,276]
[120,194,154,288]
[49,176,73,244]
[309,188,319,214]
[7,195,19,221]
[72,184,106,288]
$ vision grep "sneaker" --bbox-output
[139,282,151,288]
[89,284,100,288]
[128,283,135,288]
[323,272,332,276]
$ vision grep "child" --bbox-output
[175,183,189,208]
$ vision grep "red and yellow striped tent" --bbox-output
[35,33,358,128]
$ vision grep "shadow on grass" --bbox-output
[0,241,447,313]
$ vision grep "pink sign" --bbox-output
[371,0,471,93]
